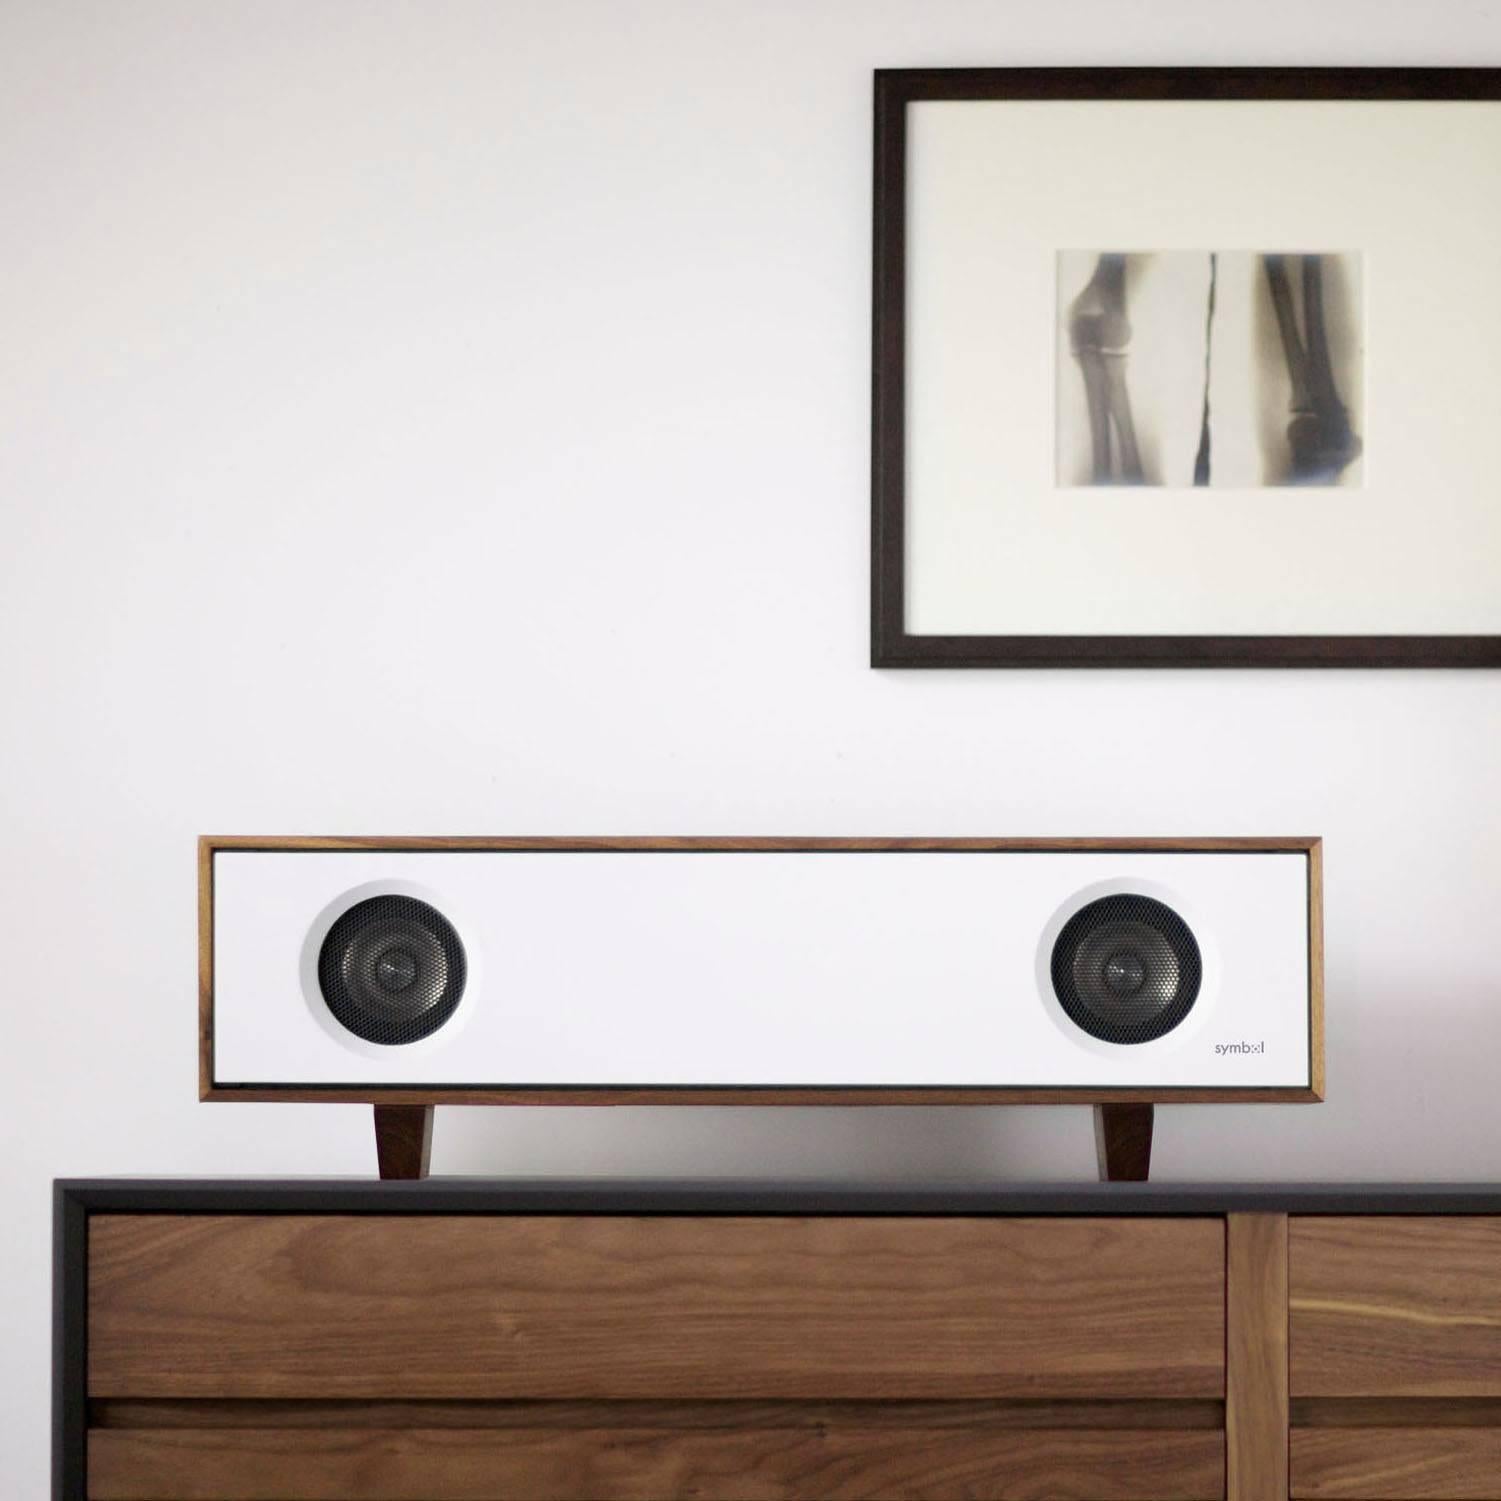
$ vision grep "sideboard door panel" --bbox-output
[1292,1427,1501,1499]
[1291,1217,1501,1396]
[1290,1217,1501,1500]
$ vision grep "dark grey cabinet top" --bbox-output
[53,1177,1501,1216]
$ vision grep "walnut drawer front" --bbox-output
[1290,1217,1501,1500]
[1292,1426,1501,1499]
[1291,1217,1501,1397]
[86,1420,1225,1501]
[87,1214,1225,1401]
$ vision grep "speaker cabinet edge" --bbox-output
[198,834,215,1102]
[1308,834,1325,1100]
[198,834,1323,1106]
[199,1084,1324,1104]
[199,833,1322,854]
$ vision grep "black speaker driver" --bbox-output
[1050,893,1201,1045]
[317,894,466,1046]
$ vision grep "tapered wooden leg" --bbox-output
[374,1105,433,1180]
[1094,1103,1153,1182]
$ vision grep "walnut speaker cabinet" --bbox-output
[199,837,1323,1178]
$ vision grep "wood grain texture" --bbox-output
[1292,1427,1501,1497]
[1094,1103,1153,1181]
[1292,1218,1501,1396]
[197,836,213,1101]
[1308,838,1326,1099]
[88,1214,1226,1401]
[373,1106,431,1180]
[1228,1213,1289,1501]
[200,834,1322,853]
[202,1083,1324,1105]
[87,1425,1225,1500]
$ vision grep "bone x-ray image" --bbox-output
[1056,251,1363,488]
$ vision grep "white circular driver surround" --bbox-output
[298,878,481,1060]
[1033,876,1220,1060]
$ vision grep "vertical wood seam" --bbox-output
[1227,1212,1289,1501]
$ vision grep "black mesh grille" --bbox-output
[317,895,466,1046]
[1050,894,1201,1045]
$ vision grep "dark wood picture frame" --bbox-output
[871,67,1501,668]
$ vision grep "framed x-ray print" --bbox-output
[871,68,1501,667]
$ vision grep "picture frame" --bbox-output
[871,68,1501,668]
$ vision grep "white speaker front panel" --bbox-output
[212,849,1311,1088]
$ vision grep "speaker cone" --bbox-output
[317,894,466,1045]
[1050,894,1200,1044]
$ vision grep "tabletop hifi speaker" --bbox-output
[200,836,1323,1180]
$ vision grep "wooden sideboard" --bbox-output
[54,1180,1501,1501]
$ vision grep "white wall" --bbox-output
[4,0,1501,1486]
